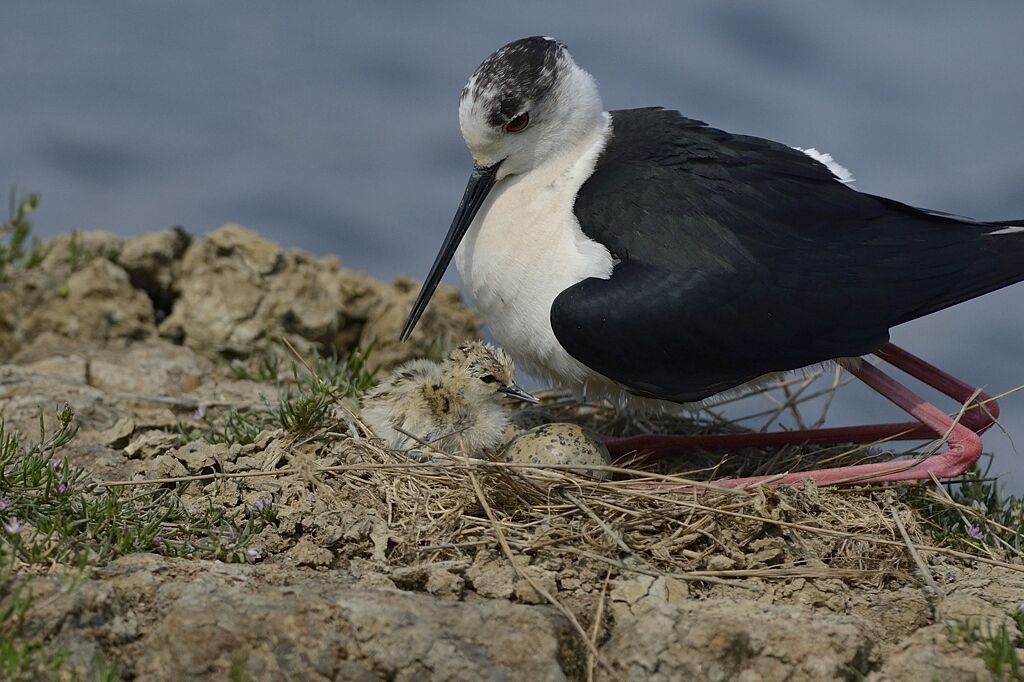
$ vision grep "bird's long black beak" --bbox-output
[401,162,501,341]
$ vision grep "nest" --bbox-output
[334,435,927,586]
[328,366,930,586]
[317,362,1023,594]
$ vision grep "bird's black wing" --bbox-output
[553,108,1024,402]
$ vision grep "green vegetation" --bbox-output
[64,230,88,272]
[910,456,1024,558]
[948,614,1023,680]
[228,342,282,382]
[0,570,68,680]
[0,552,123,681]
[63,229,121,273]
[0,188,48,282]
[179,343,378,446]
[918,464,1024,678]
[1,405,271,567]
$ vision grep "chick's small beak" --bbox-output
[498,382,539,403]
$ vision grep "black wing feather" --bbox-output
[552,108,1024,402]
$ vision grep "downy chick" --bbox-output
[361,341,537,453]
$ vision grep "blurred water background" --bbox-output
[3,1,1023,489]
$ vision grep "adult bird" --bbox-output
[402,36,1024,486]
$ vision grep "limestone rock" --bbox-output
[158,224,478,366]
[117,227,192,315]
[21,258,155,346]
[23,555,576,682]
[601,596,873,681]
[87,340,211,396]
[1,229,123,356]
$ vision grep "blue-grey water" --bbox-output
[3,2,1023,490]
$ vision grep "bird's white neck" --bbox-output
[456,114,617,393]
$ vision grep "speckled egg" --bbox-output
[502,407,558,442]
[500,423,612,480]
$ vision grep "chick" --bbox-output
[361,341,537,454]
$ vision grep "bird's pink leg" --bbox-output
[873,342,999,432]
[605,343,998,486]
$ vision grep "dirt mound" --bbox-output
[2,228,1023,681]
[0,224,478,368]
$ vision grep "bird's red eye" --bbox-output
[504,112,530,133]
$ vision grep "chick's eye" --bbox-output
[480,374,499,384]
[504,112,530,133]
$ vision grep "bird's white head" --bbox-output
[401,37,604,341]
[458,36,604,178]
[445,341,538,404]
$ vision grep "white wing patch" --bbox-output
[794,147,856,185]
[988,225,1024,235]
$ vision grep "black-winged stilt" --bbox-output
[402,37,1023,487]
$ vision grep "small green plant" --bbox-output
[229,652,255,682]
[275,345,378,435]
[948,617,1023,680]
[1,548,126,681]
[59,228,120,273]
[311,345,379,399]
[0,556,66,680]
[90,654,123,682]
[183,405,274,446]
[909,456,1024,557]
[228,343,282,382]
[982,625,1021,680]
[276,382,334,434]
[0,188,48,282]
[181,345,378,446]
[64,230,87,272]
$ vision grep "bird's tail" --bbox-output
[987,218,1024,235]
[900,215,1024,323]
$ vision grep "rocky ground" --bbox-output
[1,225,1023,681]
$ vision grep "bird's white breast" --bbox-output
[456,114,615,392]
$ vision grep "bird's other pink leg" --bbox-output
[606,344,995,487]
